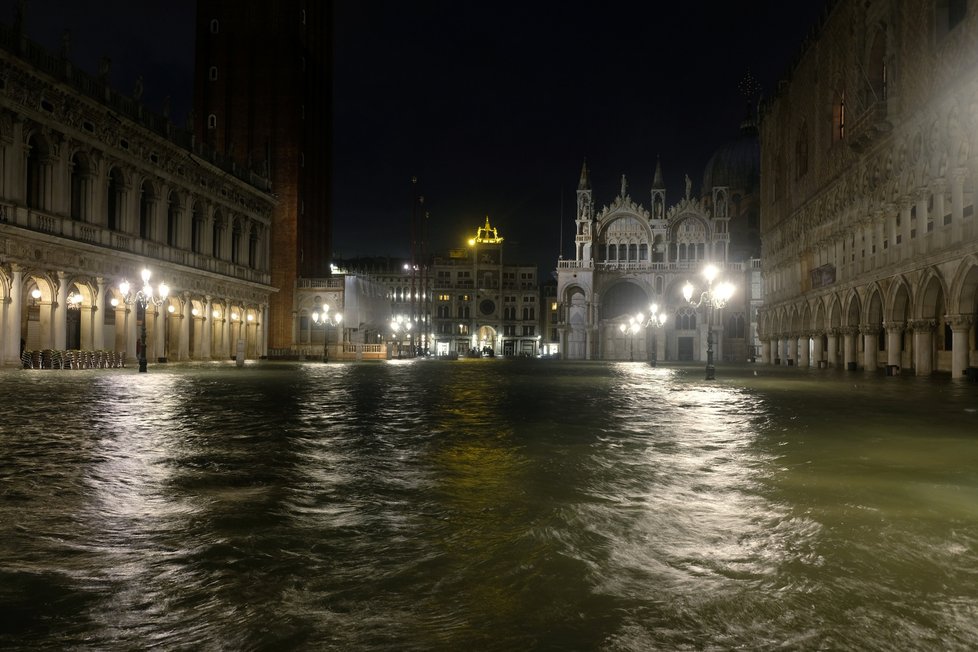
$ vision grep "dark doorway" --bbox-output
[678,336,694,361]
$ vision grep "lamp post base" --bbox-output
[139,357,148,373]
[705,364,715,380]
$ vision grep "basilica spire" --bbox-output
[651,156,666,220]
[578,159,590,191]
[652,156,665,189]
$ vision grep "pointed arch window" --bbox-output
[106,167,124,231]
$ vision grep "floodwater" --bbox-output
[1,359,977,651]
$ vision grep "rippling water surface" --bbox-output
[2,360,977,650]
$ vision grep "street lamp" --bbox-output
[311,304,342,362]
[618,315,641,361]
[119,268,169,373]
[683,264,734,380]
[645,303,668,367]
[390,314,413,359]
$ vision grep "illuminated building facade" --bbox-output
[431,217,541,357]
[0,20,274,367]
[758,0,978,376]
[556,154,762,362]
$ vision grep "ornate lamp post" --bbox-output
[618,316,641,361]
[119,268,169,373]
[390,314,413,359]
[312,304,342,362]
[644,303,668,367]
[683,264,734,380]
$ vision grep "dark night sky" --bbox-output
[2,1,828,272]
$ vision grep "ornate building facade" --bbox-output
[0,21,274,367]
[556,154,762,362]
[758,0,978,376]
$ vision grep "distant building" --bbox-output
[0,18,274,367]
[337,216,544,358]
[194,1,332,355]
[758,0,978,376]
[556,145,762,362]
[431,217,541,357]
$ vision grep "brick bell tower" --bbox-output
[194,1,333,350]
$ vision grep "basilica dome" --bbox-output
[701,120,759,193]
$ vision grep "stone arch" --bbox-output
[864,282,885,326]
[843,291,861,327]
[916,268,949,319]
[885,276,913,322]
[813,297,827,332]
[947,255,978,315]
[599,280,650,321]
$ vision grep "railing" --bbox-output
[2,204,271,285]
[296,277,345,289]
[557,259,752,273]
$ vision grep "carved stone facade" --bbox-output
[758,0,978,376]
[0,26,275,366]
[556,158,762,362]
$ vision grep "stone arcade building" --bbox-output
[0,24,274,367]
[758,0,978,377]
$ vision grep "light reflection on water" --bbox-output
[1,361,977,650]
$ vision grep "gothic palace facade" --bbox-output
[0,25,274,367]
[758,0,978,376]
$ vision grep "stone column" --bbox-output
[153,305,165,361]
[55,271,68,350]
[223,301,232,359]
[827,328,839,367]
[94,277,105,350]
[910,319,936,376]
[861,325,879,371]
[179,293,191,360]
[843,326,858,370]
[787,334,798,366]
[947,314,974,378]
[812,331,824,367]
[760,339,771,365]
[202,296,212,360]
[899,204,912,260]
[950,170,965,243]
[125,301,138,360]
[6,265,24,365]
[884,321,904,371]
[797,334,810,368]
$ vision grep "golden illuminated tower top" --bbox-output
[468,216,504,245]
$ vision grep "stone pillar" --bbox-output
[55,271,68,350]
[947,314,974,378]
[94,277,105,350]
[826,328,839,367]
[910,319,936,376]
[797,334,809,368]
[760,338,770,365]
[153,305,165,360]
[950,170,965,243]
[861,325,878,371]
[125,301,138,360]
[899,204,912,260]
[787,335,797,366]
[843,326,858,370]
[884,321,904,370]
[202,296,212,360]
[179,293,191,360]
[223,301,232,359]
[812,331,824,367]
[6,265,24,365]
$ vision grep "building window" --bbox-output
[207,114,217,129]
[209,66,218,81]
[167,193,178,247]
[210,19,219,34]
[522,325,535,336]
[106,168,123,231]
